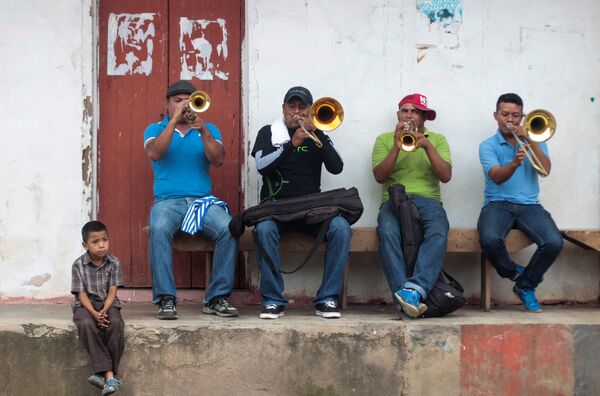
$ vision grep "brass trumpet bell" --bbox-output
[398,133,418,152]
[188,90,211,113]
[524,109,556,142]
[310,97,344,131]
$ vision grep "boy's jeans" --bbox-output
[477,201,563,290]
[149,197,238,304]
[377,196,449,300]
[253,216,351,306]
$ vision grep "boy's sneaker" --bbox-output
[87,374,105,389]
[315,300,342,319]
[203,297,239,317]
[395,288,428,318]
[102,378,122,396]
[512,264,526,281]
[513,285,542,312]
[259,304,285,319]
[157,296,177,320]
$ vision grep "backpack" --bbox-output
[388,184,466,317]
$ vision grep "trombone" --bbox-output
[294,97,344,148]
[184,90,211,121]
[396,120,419,152]
[507,109,556,177]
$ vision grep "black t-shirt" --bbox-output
[251,124,344,201]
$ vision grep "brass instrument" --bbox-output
[294,97,344,148]
[396,120,419,152]
[184,90,211,121]
[507,109,556,177]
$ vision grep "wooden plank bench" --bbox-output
[144,226,535,311]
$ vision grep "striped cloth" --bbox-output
[181,196,230,235]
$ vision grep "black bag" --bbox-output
[388,184,423,274]
[388,184,466,317]
[229,187,363,238]
[229,188,363,274]
[420,270,467,318]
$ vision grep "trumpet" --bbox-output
[184,90,211,121]
[294,97,344,148]
[507,109,556,177]
[396,120,419,152]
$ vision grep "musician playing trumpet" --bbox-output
[478,93,563,312]
[372,93,452,318]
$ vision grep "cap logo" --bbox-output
[419,95,427,106]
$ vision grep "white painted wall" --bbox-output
[245,0,600,303]
[0,0,95,299]
[0,0,598,303]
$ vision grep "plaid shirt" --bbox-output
[71,252,124,311]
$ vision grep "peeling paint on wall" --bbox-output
[415,0,463,61]
[21,273,51,287]
[107,13,156,76]
[179,17,229,80]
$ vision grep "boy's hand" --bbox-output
[95,309,110,328]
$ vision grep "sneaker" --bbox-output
[315,300,342,319]
[513,285,542,312]
[511,264,526,281]
[157,296,177,320]
[395,288,428,318]
[102,378,122,396]
[87,374,105,389]
[259,304,285,319]
[203,297,239,317]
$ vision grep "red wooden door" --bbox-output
[98,0,243,288]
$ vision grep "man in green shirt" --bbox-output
[372,93,452,318]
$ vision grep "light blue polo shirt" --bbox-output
[143,116,222,200]
[479,129,549,206]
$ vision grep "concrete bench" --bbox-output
[145,226,537,311]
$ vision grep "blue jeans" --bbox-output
[149,197,238,304]
[477,201,563,290]
[377,197,449,300]
[253,216,351,306]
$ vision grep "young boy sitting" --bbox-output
[71,221,125,395]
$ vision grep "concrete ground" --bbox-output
[2,303,600,396]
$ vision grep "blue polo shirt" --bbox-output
[479,129,549,206]
[143,116,222,200]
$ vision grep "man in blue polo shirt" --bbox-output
[477,93,563,312]
[144,80,238,320]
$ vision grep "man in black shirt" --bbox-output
[251,86,351,319]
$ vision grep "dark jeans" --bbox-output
[377,197,449,300]
[73,306,125,375]
[477,201,563,290]
[253,216,352,306]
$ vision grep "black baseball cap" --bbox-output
[283,86,313,105]
[166,80,197,98]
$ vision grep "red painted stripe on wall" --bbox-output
[461,324,573,396]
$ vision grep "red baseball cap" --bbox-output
[398,93,436,121]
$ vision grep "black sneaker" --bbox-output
[315,300,341,319]
[157,296,177,320]
[203,297,239,317]
[259,304,285,319]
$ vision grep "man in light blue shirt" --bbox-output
[477,93,563,312]
[144,80,238,320]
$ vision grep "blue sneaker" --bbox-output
[511,264,525,281]
[395,288,428,318]
[513,285,542,312]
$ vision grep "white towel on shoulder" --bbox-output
[270,116,290,146]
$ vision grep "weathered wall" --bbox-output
[0,0,95,299]
[2,304,600,396]
[0,0,598,303]
[244,0,600,303]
